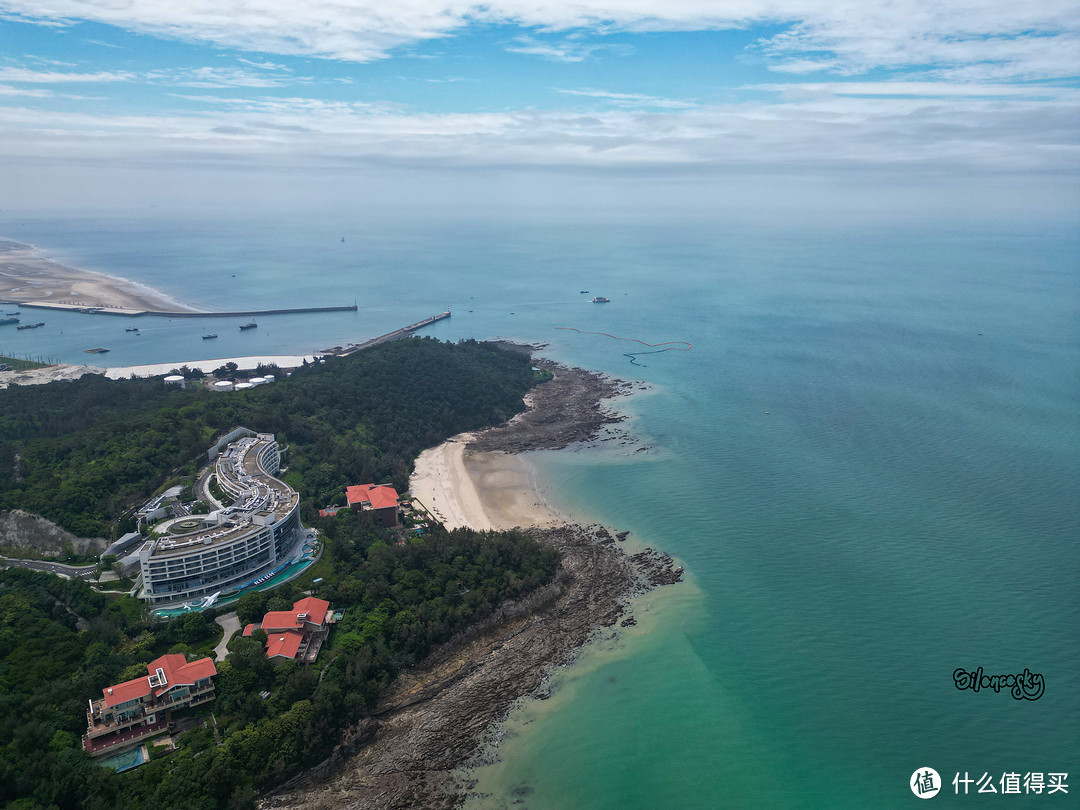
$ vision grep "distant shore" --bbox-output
[0,238,195,312]
[266,352,681,809]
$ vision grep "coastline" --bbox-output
[0,354,317,390]
[0,238,196,312]
[265,354,682,809]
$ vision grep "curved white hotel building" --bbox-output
[137,432,302,605]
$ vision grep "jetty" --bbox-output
[319,311,451,356]
[17,302,359,319]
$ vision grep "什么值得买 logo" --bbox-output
[953,667,1044,700]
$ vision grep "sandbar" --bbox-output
[0,238,194,312]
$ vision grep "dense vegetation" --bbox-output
[0,338,538,537]
[0,337,561,809]
[0,515,558,809]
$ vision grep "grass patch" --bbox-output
[0,353,52,371]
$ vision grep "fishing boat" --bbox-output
[84,347,110,354]
[239,322,257,330]
[579,290,590,294]
[202,333,218,340]
[125,327,139,332]
[0,317,18,326]
[591,296,610,303]
[17,322,45,329]
[5,311,19,316]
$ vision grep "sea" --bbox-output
[1,208,1077,808]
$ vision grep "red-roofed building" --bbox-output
[346,483,401,528]
[245,596,334,663]
[84,654,217,757]
[265,630,304,660]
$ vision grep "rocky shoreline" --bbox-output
[262,353,681,810]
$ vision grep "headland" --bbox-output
[265,350,682,810]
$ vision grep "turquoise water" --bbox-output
[2,211,1077,807]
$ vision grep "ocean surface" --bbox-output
[1,210,1077,808]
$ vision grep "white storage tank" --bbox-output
[163,375,186,389]
[248,377,266,386]
[235,382,255,390]
[213,380,234,392]
[262,375,275,383]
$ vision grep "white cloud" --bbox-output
[145,66,310,88]
[235,57,289,71]
[0,83,54,97]
[1,85,1075,177]
[0,0,1073,82]
[0,67,134,82]
[505,34,625,63]
[556,87,695,108]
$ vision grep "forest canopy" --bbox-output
[0,338,539,538]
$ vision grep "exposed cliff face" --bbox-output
[0,510,107,557]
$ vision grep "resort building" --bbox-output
[83,654,216,757]
[346,483,401,528]
[242,596,333,663]
[136,432,303,606]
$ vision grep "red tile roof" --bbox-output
[149,654,216,697]
[292,596,330,626]
[346,483,399,511]
[102,655,216,706]
[261,610,303,632]
[261,597,330,632]
[265,631,303,659]
[242,623,256,637]
[102,675,153,708]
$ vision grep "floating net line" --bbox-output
[555,327,692,366]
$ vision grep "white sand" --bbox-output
[0,239,196,312]
[104,355,315,379]
[410,434,561,531]
[0,363,107,389]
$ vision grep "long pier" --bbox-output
[17,302,359,318]
[319,310,451,355]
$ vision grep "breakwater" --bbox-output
[320,310,451,355]
[16,302,359,318]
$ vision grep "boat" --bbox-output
[202,333,218,340]
[5,311,18,316]
[579,290,590,294]
[239,322,257,330]
[0,317,18,326]
[591,296,610,303]
[84,347,110,354]
[125,327,139,332]
[17,322,45,329]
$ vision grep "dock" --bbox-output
[17,302,359,318]
[319,311,451,355]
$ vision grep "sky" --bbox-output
[0,1,1078,219]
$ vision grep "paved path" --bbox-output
[213,612,240,661]
[0,554,98,579]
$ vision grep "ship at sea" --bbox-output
[239,322,257,330]
[202,333,218,340]
[17,322,44,329]
[0,317,18,326]
[125,327,139,332]
[591,296,610,303]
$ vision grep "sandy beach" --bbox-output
[411,437,562,532]
[0,238,194,312]
[1,354,315,389]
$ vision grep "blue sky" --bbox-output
[0,1,1077,215]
